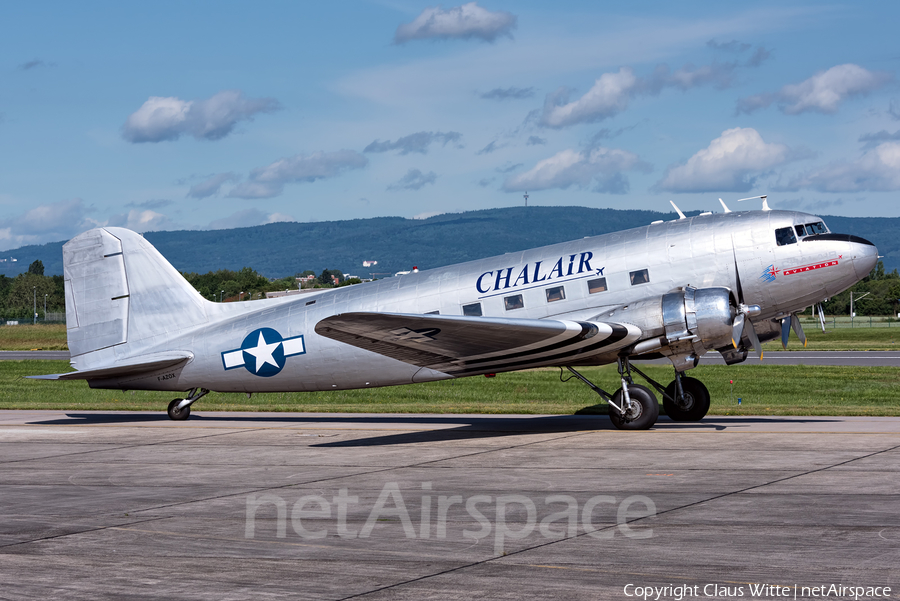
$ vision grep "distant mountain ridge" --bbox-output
[3,206,898,277]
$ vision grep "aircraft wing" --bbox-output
[27,352,193,381]
[315,312,640,376]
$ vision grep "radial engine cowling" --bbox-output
[595,286,736,371]
[661,286,734,352]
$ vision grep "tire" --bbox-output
[167,399,191,421]
[663,377,710,422]
[609,384,659,430]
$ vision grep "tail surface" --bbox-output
[64,227,209,357]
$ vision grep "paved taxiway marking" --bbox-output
[0,515,171,551]
[327,438,900,601]
[0,426,280,466]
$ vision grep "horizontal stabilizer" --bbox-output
[27,352,193,381]
[315,312,639,376]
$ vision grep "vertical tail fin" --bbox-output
[64,227,208,357]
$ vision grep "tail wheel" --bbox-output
[663,377,710,422]
[609,384,659,430]
[167,399,191,421]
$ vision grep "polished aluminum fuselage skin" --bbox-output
[75,210,876,393]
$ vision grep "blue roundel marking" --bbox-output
[240,327,287,377]
[221,328,306,377]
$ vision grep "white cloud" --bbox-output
[226,182,282,199]
[106,209,176,232]
[783,142,900,192]
[540,68,638,128]
[207,209,293,230]
[388,168,438,191]
[123,90,279,143]
[540,59,748,128]
[504,146,649,193]
[480,86,534,100]
[187,172,239,199]
[364,131,462,155]
[658,128,794,193]
[0,198,98,250]
[229,150,368,199]
[737,64,891,115]
[394,3,516,43]
[266,212,294,224]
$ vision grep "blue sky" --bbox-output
[1,1,899,250]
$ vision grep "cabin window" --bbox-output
[462,303,482,317]
[305,300,316,306]
[588,278,607,294]
[629,269,650,285]
[794,225,806,238]
[504,294,524,311]
[425,310,440,315]
[545,286,566,302]
[775,227,797,246]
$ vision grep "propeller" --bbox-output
[730,259,763,359]
[780,314,808,349]
[732,303,763,359]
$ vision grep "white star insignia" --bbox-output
[243,332,282,373]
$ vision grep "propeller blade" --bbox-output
[817,303,826,333]
[732,313,745,348]
[781,317,791,349]
[745,319,763,360]
[791,314,807,347]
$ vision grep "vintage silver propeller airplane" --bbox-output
[31,197,877,429]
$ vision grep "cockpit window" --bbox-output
[793,221,829,239]
[775,227,797,246]
[805,221,827,236]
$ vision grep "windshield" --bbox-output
[794,221,829,238]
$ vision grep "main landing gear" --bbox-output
[565,357,710,430]
[167,388,210,421]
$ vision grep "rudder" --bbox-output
[64,227,209,357]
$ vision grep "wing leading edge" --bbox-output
[315,312,641,376]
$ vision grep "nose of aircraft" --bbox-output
[848,235,878,280]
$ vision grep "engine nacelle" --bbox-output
[661,286,734,351]
[593,286,736,371]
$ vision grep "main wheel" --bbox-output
[663,377,710,422]
[167,399,191,421]
[609,384,659,430]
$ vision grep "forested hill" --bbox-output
[2,206,898,278]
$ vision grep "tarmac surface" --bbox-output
[1,410,898,600]
[7,349,900,366]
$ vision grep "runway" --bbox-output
[7,349,900,366]
[1,410,897,600]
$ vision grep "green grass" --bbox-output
[764,324,900,351]
[6,361,900,416]
[0,324,68,350]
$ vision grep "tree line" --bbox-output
[3,259,898,322]
[181,267,360,302]
[0,261,65,321]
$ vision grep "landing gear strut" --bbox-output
[566,357,659,430]
[167,388,210,421]
[663,375,710,422]
[627,364,710,422]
